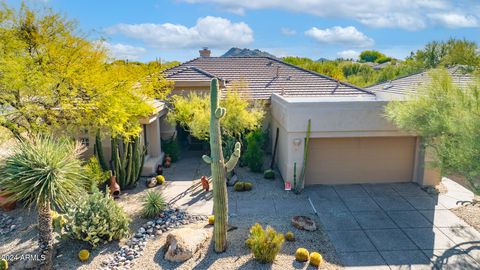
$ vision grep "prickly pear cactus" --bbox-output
[202,78,241,252]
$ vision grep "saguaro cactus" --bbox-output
[202,78,241,252]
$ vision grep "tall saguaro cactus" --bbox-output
[202,78,241,252]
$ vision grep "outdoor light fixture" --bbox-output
[293,138,302,146]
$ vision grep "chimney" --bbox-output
[199,47,211,57]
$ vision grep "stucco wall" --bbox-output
[270,94,439,186]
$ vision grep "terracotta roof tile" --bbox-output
[366,66,476,95]
[164,57,373,99]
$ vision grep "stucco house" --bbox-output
[80,49,473,186]
[78,99,168,176]
[161,49,457,188]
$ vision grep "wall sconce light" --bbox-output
[293,138,302,146]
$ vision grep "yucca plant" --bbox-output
[142,190,167,218]
[0,135,88,270]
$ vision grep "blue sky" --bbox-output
[8,0,480,62]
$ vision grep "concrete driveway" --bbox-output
[305,182,480,269]
[161,151,479,269]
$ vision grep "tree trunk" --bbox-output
[38,203,53,270]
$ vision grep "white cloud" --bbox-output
[106,16,253,49]
[337,50,359,60]
[281,27,296,36]
[428,13,479,28]
[305,26,374,47]
[100,42,146,60]
[181,0,480,30]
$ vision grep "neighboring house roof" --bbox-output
[164,57,374,99]
[367,66,476,96]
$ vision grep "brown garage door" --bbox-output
[305,137,417,185]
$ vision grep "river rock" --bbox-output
[164,228,208,262]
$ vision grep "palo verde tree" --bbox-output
[168,81,264,140]
[0,3,172,140]
[386,69,480,196]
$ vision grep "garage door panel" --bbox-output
[305,137,416,185]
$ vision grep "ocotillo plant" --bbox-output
[202,78,241,252]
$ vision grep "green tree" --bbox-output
[0,3,172,139]
[386,69,480,195]
[282,57,345,80]
[359,50,387,63]
[411,38,480,68]
[0,135,89,269]
[168,83,265,140]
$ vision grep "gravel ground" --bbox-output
[135,218,341,270]
[452,204,480,232]
[0,164,342,270]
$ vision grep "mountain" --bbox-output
[221,47,276,58]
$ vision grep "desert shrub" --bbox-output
[243,128,266,172]
[263,169,275,179]
[161,136,181,162]
[65,191,130,247]
[222,135,238,161]
[84,156,110,192]
[295,248,309,262]
[245,223,284,263]
[142,191,167,218]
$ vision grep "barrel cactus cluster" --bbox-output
[233,181,253,192]
[295,247,323,266]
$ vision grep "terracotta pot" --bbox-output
[164,160,171,168]
[156,164,163,175]
[109,175,121,199]
[0,191,16,212]
[201,176,210,192]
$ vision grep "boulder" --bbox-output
[146,177,157,188]
[291,216,317,231]
[164,228,208,262]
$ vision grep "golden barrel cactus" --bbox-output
[285,231,295,241]
[208,215,215,225]
[0,258,8,270]
[310,252,323,266]
[78,249,90,262]
[295,248,309,262]
[155,175,165,185]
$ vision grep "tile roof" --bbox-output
[164,57,374,99]
[366,66,476,95]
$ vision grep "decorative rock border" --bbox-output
[101,207,207,270]
[0,213,20,236]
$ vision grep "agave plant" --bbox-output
[0,135,88,270]
[142,190,167,218]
